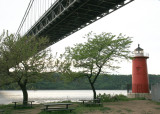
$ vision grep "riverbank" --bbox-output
[0,90,127,104]
[0,100,160,114]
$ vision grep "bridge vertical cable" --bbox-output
[16,0,57,37]
[16,0,134,41]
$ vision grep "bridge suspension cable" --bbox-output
[16,0,57,37]
[16,0,134,45]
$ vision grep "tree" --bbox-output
[57,32,132,99]
[0,31,53,105]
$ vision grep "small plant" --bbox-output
[97,93,129,102]
[156,102,160,105]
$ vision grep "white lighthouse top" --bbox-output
[133,44,149,57]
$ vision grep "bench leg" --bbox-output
[31,102,32,107]
[14,103,17,108]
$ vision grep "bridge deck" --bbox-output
[25,0,134,45]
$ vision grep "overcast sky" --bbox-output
[0,0,160,75]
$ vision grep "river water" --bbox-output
[0,90,127,104]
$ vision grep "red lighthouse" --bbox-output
[132,44,149,94]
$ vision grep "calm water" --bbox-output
[0,90,127,104]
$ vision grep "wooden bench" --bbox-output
[12,101,35,108]
[0,110,4,113]
[42,103,75,112]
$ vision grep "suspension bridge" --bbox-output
[17,0,134,45]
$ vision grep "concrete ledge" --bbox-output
[127,93,151,99]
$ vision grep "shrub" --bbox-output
[97,93,129,102]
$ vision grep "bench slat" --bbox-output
[44,103,72,106]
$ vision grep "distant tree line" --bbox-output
[1,74,160,90]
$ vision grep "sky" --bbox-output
[0,0,160,75]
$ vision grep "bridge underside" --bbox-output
[26,0,134,44]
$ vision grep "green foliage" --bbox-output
[0,31,54,105]
[0,31,53,86]
[97,93,129,102]
[57,32,132,99]
[97,93,147,102]
[59,32,132,77]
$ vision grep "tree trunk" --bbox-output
[18,83,28,105]
[87,76,97,99]
[90,83,97,99]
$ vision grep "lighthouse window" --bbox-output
[139,51,143,53]
[135,51,140,53]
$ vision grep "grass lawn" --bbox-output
[1,100,160,114]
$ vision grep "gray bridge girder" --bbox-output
[25,0,134,45]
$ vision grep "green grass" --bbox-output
[0,104,13,114]
[1,98,156,114]
[0,104,35,114]
[156,102,160,105]
[39,103,111,114]
[129,97,146,100]
[0,102,111,114]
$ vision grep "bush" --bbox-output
[97,93,129,102]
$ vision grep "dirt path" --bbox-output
[86,100,160,114]
[11,100,160,114]
[104,100,160,114]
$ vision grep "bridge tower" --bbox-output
[128,44,151,99]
